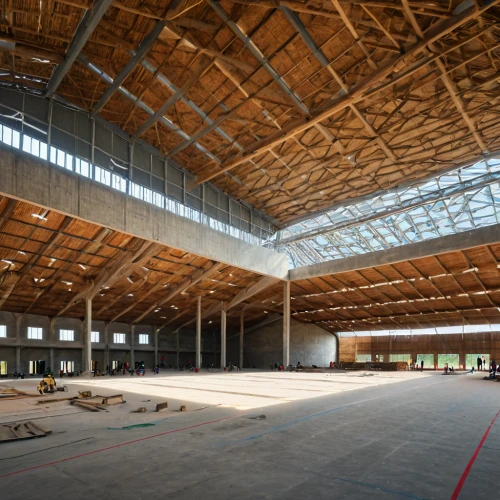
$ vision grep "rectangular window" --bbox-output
[389,354,411,363]
[437,354,459,368]
[416,354,434,368]
[75,158,91,177]
[0,361,6,375]
[60,361,75,373]
[139,334,149,345]
[59,329,74,341]
[355,354,371,362]
[114,333,126,344]
[0,325,6,338]
[465,354,490,370]
[91,331,100,343]
[112,360,120,370]
[28,327,43,340]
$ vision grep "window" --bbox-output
[30,361,45,375]
[59,329,74,341]
[112,360,120,369]
[114,333,126,344]
[437,354,459,368]
[465,354,490,370]
[60,361,74,373]
[0,361,6,375]
[22,135,48,160]
[75,158,91,177]
[355,354,371,362]
[28,327,43,340]
[389,354,411,363]
[416,354,434,368]
[139,334,149,344]
[91,331,100,343]
[0,325,6,338]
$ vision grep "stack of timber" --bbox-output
[0,421,51,442]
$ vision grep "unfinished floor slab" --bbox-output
[0,370,498,499]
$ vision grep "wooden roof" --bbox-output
[0,195,280,330]
[2,194,500,332]
[1,1,499,224]
[291,242,500,332]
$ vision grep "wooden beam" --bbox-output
[56,240,160,317]
[224,276,279,311]
[193,0,499,186]
[132,262,224,323]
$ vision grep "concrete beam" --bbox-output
[290,222,500,281]
[0,151,288,279]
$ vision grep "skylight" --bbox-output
[274,158,500,268]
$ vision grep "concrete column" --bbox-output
[221,308,226,369]
[104,322,110,370]
[49,317,57,371]
[82,297,92,375]
[196,296,201,368]
[14,313,21,373]
[176,330,180,367]
[283,281,290,367]
[213,331,216,367]
[130,325,135,368]
[239,312,244,369]
[154,326,159,367]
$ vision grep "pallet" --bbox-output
[0,421,51,443]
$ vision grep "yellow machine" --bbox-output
[37,374,57,395]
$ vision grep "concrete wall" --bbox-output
[0,151,288,279]
[339,332,500,368]
[0,310,221,375]
[227,318,338,368]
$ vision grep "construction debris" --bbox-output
[98,394,124,405]
[78,391,92,398]
[0,421,51,443]
[156,402,168,412]
[134,407,147,413]
[70,400,100,412]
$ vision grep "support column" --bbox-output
[176,330,180,367]
[49,317,57,372]
[283,281,290,367]
[154,326,159,367]
[82,298,92,376]
[196,296,201,368]
[213,331,216,368]
[14,313,21,373]
[239,312,244,369]
[221,308,226,369]
[130,324,135,369]
[104,322,110,371]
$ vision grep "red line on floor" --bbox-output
[450,408,500,500]
[0,413,240,479]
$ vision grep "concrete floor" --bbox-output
[0,369,498,499]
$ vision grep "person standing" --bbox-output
[421,359,424,372]
[477,356,482,371]
[482,355,486,370]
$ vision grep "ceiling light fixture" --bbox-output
[31,213,47,220]
[127,277,133,283]
[78,264,86,270]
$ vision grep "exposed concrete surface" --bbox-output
[290,222,500,280]
[0,151,289,279]
[228,318,337,368]
[0,371,498,499]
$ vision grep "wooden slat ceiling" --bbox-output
[0,195,281,330]
[1,1,499,224]
[291,242,500,333]
[2,195,500,333]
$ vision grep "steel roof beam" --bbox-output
[91,20,166,116]
[45,0,113,98]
